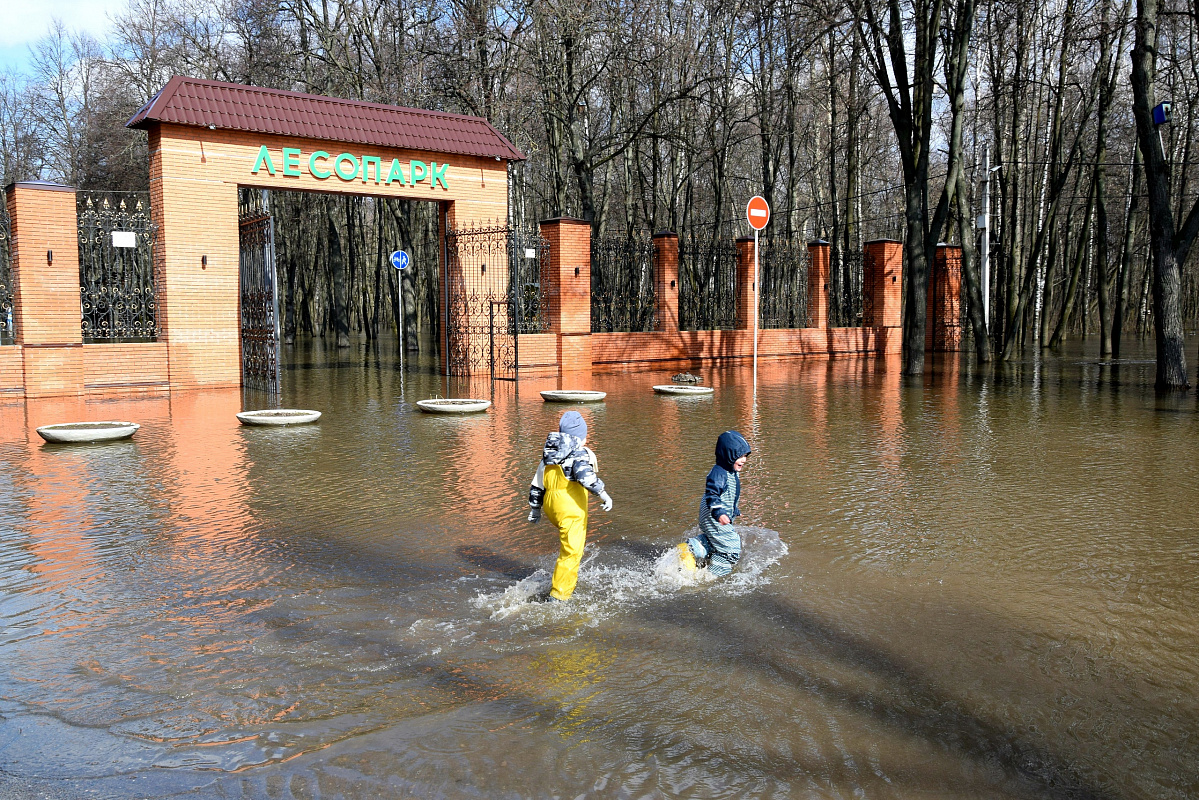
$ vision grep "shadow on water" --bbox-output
[456,545,536,580]
[626,593,1119,800]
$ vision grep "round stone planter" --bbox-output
[237,409,322,426]
[652,385,714,396]
[416,399,492,414]
[36,421,141,443]
[539,390,607,403]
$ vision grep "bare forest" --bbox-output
[4,0,1199,384]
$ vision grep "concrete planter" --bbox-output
[539,390,606,403]
[416,399,492,414]
[37,422,140,443]
[652,385,714,396]
[237,409,322,426]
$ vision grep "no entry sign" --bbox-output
[747,196,770,230]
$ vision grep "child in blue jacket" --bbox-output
[678,430,751,576]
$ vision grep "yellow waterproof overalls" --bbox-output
[542,462,591,601]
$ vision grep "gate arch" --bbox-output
[127,76,521,389]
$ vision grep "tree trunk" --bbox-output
[1113,148,1142,358]
[956,169,991,361]
[329,203,351,348]
[1130,0,1189,389]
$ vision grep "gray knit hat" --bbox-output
[559,410,587,439]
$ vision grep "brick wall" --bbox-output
[735,237,756,331]
[653,232,679,332]
[928,244,963,351]
[7,182,85,399]
[0,347,23,397]
[83,343,170,394]
[590,327,899,373]
[864,239,903,329]
[808,241,830,328]
[539,218,592,372]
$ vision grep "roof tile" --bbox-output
[128,76,524,162]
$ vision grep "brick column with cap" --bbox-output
[928,244,963,351]
[735,236,756,330]
[539,217,592,373]
[863,239,903,329]
[6,181,85,398]
[653,231,679,332]
[807,240,830,328]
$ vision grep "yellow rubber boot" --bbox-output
[677,542,697,571]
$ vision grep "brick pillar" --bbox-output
[735,236,756,330]
[539,217,592,373]
[807,239,830,328]
[6,181,85,398]
[653,231,679,332]
[928,244,963,351]
[150,129,243,389]
[863,239,903,328]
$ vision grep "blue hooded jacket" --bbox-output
[703,430,751,522]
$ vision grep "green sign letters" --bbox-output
[251,145,450,189]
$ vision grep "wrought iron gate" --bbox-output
[238,191,280,393]
[445,225,548,379]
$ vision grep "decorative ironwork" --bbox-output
[77,192,158,341]
[678,235,739,331]
[239,190,280,394]
[445,224,548,379]
[0,206,12,345]
[590,235,657,332]
[831,249,865,327]
[758,237,809,329]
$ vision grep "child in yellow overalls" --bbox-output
[527,411,613,601]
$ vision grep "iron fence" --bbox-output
[759,237,809,328]
[78,192,158,342]
[445,224,548,378]
[591,235,657,332]
[831,249,865,327]
[509,227,550,335]
[679,235,739,330]
[238,189,280,394]
[0,206,11,344]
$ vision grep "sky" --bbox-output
[0,0,124,75]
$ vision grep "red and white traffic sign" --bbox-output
[746,196,770,230]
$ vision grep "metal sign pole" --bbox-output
[753,227,759,401]
[746,195,769,402]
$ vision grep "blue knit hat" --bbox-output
[559,410,587,439]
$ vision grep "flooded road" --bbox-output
[0,340,1196,798]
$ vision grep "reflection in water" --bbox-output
[0,337,1196,798]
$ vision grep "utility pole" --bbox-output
[979,148,992,329]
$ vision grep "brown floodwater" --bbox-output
[0,338,1196,799]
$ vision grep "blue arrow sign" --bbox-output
[390,250,410,270]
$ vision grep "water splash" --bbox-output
[474,526,788,622]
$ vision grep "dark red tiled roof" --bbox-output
[127,76,525,161]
